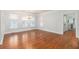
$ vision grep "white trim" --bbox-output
[4,28,37,34]
[38,28,63,35]
[0,35,4,45]
[76,34,79,39]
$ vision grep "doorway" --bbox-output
[63,13,79,48]
[63,13,76,33]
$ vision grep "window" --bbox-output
[8,14,36,30]
[22,16,35,28]
[22,20,29,27]
[22,16,29,28]
[9,20,18,29]
[30,16,35,27]
[8,14,18,29]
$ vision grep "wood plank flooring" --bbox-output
[0,29,79,49]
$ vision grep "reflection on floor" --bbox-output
[0,29,79,49]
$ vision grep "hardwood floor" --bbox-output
[0,29,79,49]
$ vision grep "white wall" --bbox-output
[0,11,1,34]
[1,10,37,34]
[0,11,4,44]
[1,11,6,34]
[38,11,63,34]
[75,11,79,38]
[1,10,79,38]
[37,10,79,36]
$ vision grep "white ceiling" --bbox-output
[2,10,59,14]
[2,10,50,14]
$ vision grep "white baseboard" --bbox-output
[38,28,63,35]
[4,28,37,34]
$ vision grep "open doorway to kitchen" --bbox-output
[63,13,78,48]
[63,13,76,33]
